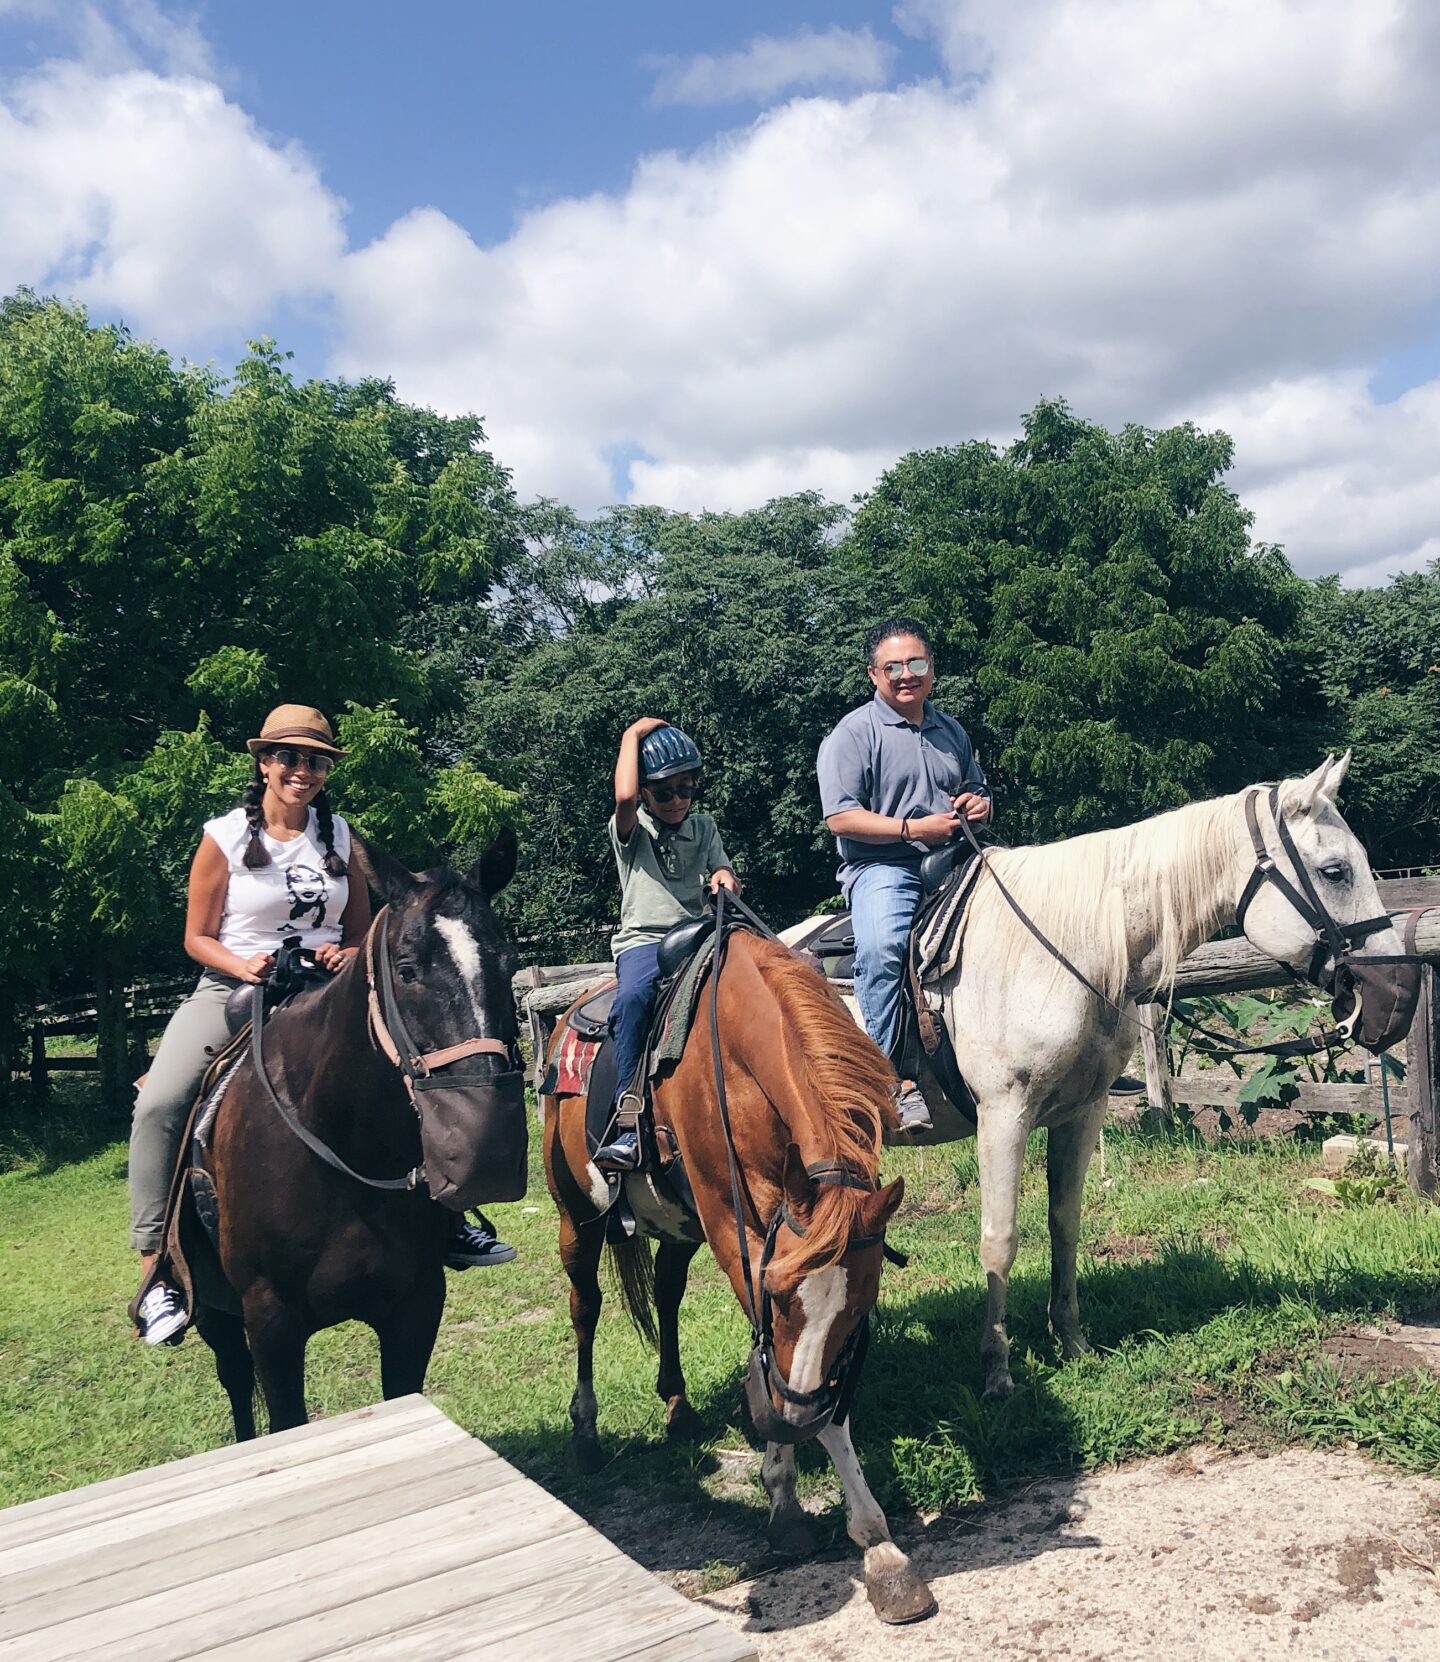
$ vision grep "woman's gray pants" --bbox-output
[128,973,240,1253]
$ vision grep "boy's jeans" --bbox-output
[610,942,663,1101]
[849,862,923,1057]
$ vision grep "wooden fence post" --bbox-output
[1407,964,1438,1198]
[29,1022,50,1102]
[1138,1003,1175,1132]
[524,966,549,1092]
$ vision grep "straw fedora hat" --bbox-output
[246,704,347,758]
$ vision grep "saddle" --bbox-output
[539,913,722,1240]
[807,840,984,1118]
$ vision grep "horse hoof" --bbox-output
[1060,1334,1093,1362]
[767,1517,818,1557]
[665,1399,705,1443]
[981,1372,1014,1402]
[571,1435,605,1475]
[865,1544,937,1625]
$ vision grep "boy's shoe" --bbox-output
[593,1128,642,1170]
[446,1217,517,1269]
[137,1282,188,1347]
[896,1083,933,1134]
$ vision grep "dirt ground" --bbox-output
[691,1321,1440,1661]
[699,1445,1440,1660]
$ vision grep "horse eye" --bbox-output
[1319,863,1348,883]
[397,964,419,984]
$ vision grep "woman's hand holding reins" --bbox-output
[313,943,357,973]
[235,951,276,985]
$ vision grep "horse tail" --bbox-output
[606,1234,658,1349]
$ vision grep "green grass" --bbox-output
[3,1096,1439,1565]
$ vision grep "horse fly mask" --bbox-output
[1235,786,1424,1055]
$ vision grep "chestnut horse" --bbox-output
[542,925,936,1625]
[189,832,522,1437]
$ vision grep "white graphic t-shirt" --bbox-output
[202,806,352,957]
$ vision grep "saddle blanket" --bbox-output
[551,1024,604,1098]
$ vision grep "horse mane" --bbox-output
[742,936,896,1278]
[963,791,1245,1006]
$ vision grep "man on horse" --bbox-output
[817,618,991,1131]
[592,718,742,1169]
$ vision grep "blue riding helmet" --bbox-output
[640,725,703,783]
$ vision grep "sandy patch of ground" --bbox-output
[699,1447,1440,1660]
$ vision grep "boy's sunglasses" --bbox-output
[880,656,932,681]
[647,781,698,803]
[264,746,335,776]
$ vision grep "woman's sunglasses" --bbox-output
[647,780,698,803]
[264,746,336,776]
[880,656,932,681]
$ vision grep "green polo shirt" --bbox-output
[609,806,733,959]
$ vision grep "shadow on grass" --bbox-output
[0,1079,129,1176]
[482,1225,1438,1604]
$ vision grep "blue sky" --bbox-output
[2,0,1439,585]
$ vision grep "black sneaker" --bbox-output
[446,1218,517,1270]
[137,1282,188,1346]
[593,1129,642,1170]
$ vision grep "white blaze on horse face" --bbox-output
[434,916,492,1036]
[785,1265,848,1421]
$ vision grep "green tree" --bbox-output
[844,400,1327,841]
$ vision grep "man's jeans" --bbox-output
[610,942,663,1101]
[849,862,923,1058]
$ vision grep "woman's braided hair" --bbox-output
[241,754,348,876]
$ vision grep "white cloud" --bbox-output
[333,0,1440,583]
[0,60,344,341]
[648,26,896,108]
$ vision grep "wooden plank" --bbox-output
[0,1426,510,1614]
[1165,907,1440,998]
[306,1548,733,1662]
[7,1476,557,1662]
[0,1395,437,1546]
[1166,1076,1404,1116]
[1407,964,1439,1197]
[161,1528,620,1662]
[0,1415,478,1579]
[1377,875,1440,910]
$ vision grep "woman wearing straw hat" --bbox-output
[130,705,514,1346]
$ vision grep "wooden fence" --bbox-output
[513,878,1440,1198]
[16,978,192,1099]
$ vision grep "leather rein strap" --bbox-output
[249,907,509,1194]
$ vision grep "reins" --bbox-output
[952,795,1412,1065]
[705,887,903,1437]
[248,905,512,1194]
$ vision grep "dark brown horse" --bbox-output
[190,832,522,1438]
[542,928,936,1624]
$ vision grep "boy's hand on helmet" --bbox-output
[628,717,670,738]
[710,869,742,895]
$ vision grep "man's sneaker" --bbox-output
[593,1128,642,1170]
[896,1083,934,1134]
[446,1217,517,1270]
[137,1282,188,1347]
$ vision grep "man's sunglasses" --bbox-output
[880,657,932,681]
[264,746,336,776]
[647,780,698,803]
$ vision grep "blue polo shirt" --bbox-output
[816,693,989,890]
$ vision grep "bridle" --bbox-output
[1235,785,1395,989]
[249,904,517,1194]
[707,885,903,1445]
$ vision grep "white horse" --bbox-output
[789,755,1417,1400]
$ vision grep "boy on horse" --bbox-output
[592,718,741,1169]
[816,619,991,1131]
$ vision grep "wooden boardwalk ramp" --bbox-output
[0,1395,755,1662]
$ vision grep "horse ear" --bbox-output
[468,826,517,901]
[859,1175,905,1238]
[1284,755,1334,816]
[1323,749,1352,798]
[353,839,418,908]
[781,1144,814,1223]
